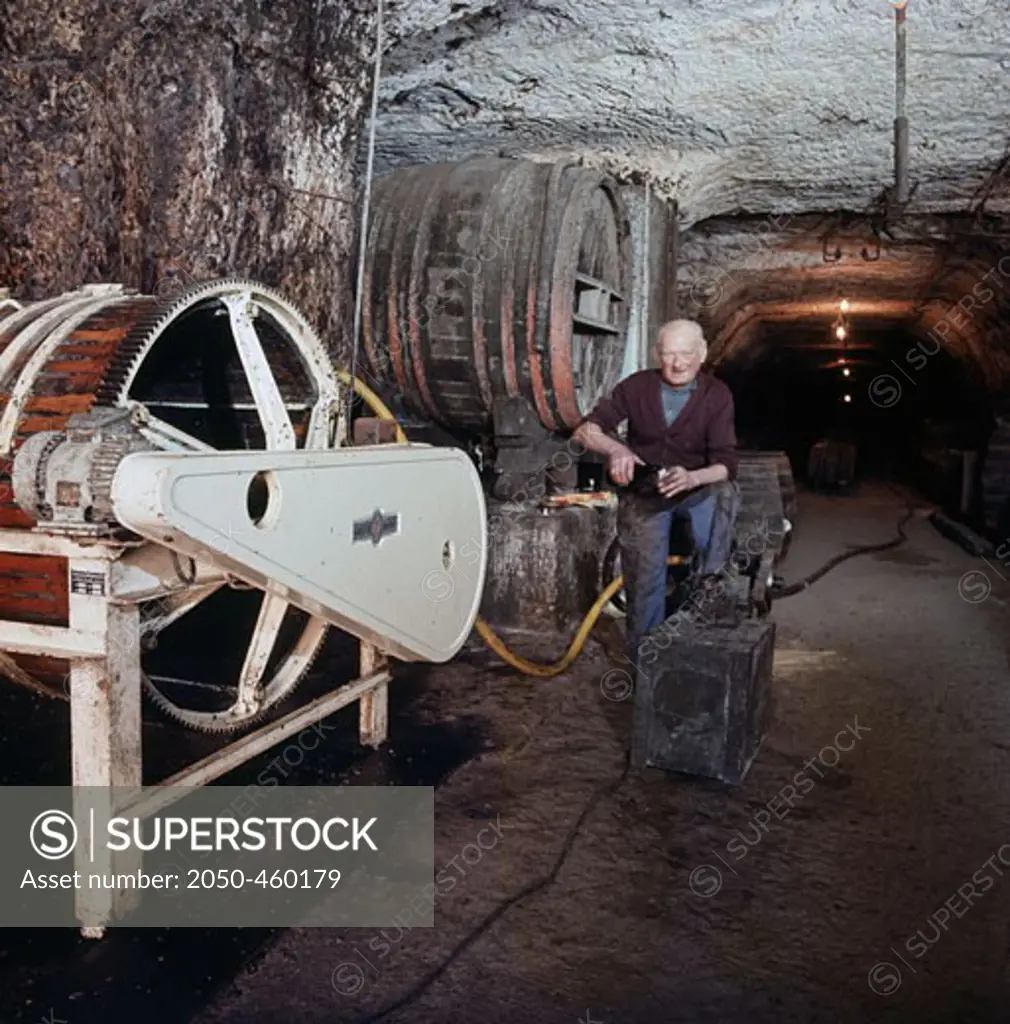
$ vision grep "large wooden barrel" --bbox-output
[362,157,631,434]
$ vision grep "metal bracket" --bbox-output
[489,396,580,498]
[861,237,882,262]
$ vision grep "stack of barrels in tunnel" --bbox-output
[362,156,633,634]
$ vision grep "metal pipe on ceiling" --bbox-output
[894,2,910,206]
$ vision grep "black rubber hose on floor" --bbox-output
[604,504,915,606]
[771,504,915,599]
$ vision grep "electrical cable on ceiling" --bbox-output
[346,0,384,431]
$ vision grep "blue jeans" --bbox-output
[618,481,740,664]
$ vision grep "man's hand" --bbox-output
[657,465,698,498]
[608,447,645,486]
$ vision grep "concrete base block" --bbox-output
[479,499,618,634]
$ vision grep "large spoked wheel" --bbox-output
[113,280,344,733]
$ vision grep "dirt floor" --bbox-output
[180,481,1010,1024]
[2,480,1008,1023]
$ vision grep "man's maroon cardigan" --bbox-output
[579,369,739,481]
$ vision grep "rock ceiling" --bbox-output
[373,0,1010,381]
[379,0,1010,226]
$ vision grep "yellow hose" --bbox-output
[336,370,683,677]
[336,370,408,443]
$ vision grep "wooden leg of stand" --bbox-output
[359,642,388,748]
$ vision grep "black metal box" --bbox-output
[631,617,776,785]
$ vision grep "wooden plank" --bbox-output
[572,312,621,334]
[575,271,625,302]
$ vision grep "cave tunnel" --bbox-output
[720,311,990,489]
[678,218,1010,544]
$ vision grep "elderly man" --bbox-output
[574,319,739,664]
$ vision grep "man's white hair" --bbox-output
[656,319,707,357]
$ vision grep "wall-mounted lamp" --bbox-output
[840,298,851,313]
[843,394,852,403]
[835,324,848,341]
[842,367,851,377]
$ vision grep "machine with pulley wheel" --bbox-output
[0,279,488,933]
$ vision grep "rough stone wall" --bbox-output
[0,0,377,354]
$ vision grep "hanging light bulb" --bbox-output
[843,394,852,403]
[840,298,851,313]
[835,323,847,341]
[843,367,851,377]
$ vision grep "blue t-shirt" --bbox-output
[660,379,696,428]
